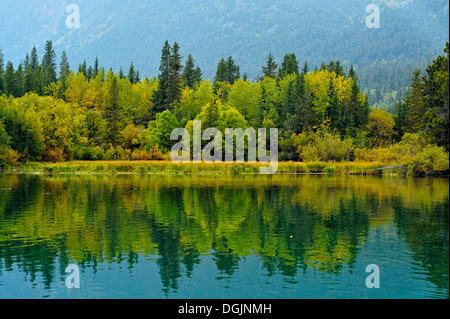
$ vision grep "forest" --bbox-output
[0,41,449,175]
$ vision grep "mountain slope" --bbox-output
[0,0,448,106]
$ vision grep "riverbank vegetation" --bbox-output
[0,42,448,175]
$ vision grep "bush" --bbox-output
[131,146,165,160]
[0,146,20,166]
[298,130,354,162]
[355,132,449,175]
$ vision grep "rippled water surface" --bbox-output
[0,174,448,299]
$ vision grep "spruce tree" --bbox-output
[30,47,39,71]
[262,53,277,78]
[0,47,4,94]
[182,54,196,89]
[104,75,123,147]
[167,42,183,105]
[127,62,136,84]
[3,62,16,97]
[214,58,227,83]
[58,51,70,99]
[42,40,57,86]
[302,61,308,75]
[278,53,299,78]
[94,57,99,77]
[15,63,24,97]
[225,56,239,84]
[153,41,171,112]
[194,66,203,86]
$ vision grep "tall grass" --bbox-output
[4,160,398,175]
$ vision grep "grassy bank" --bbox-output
[2,160,435,176]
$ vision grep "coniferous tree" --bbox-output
[23,60,33,93]
[58,51,70,99]
[42,40,57,86]
[302,61,308,75]
[225,56,239,84]
[127,62,136,84]
[15,63,24,97]
[119,67,124,79]
[167,42,183,105]
[327,80,341,133]
[104,75,123,147]
[278,53,299,78]
[182,54,196,89]
[30,47,39,72]
[94,57,99,77]
[87,65,94,81]
[135,70,140,83]
[0,47,4,94]
[153,41,171,112]
[194,66,203,85]
[0,47,4,75]
[35,65,46,95]
[393,100,408,142]
[262,53,277,78]
[78,60,87,77]
[3,62,16,96]
[214,58,227,83]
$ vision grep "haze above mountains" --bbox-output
[0,0,448,93]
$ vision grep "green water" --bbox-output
[0,173,448,299]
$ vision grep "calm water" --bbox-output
[0,173,448,299]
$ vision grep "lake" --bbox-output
[0,173,448,299]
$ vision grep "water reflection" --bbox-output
[0,174,448,298]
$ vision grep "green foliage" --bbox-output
[0,41,447,176]
[295,122,355,162]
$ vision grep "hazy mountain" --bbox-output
[0,0,448,86]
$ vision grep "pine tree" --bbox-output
[42,40,57,86]
[262,53,277,79]
[104,75,123,147]
[58,51,70,100]
[3,62,16,97]
[78,60,87,77]
[327,80,341,132]
[194,66,202,86]
[24,62,33,93]
[214,58,227,83]
[302,61,308,75]
[225,56,239,84]
[182,54,196,89]
[393,100,408,142]
[15,63,24,97]
[30,47,39,71]
[35,65,46,95]
[295,72,311,133]
[278,54,299,78]
[153,41,171,112]
[119,67,124,79]
[127,62,136,84]
[135,70,140,83]
[94,57,99,77]
[0,47,4,94]
[167,42,183,105]
[87,66,94,81]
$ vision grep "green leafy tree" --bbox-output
[103,75,124,147]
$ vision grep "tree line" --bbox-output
[0,41,448,172]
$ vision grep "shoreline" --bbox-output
[2,160,448,177]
